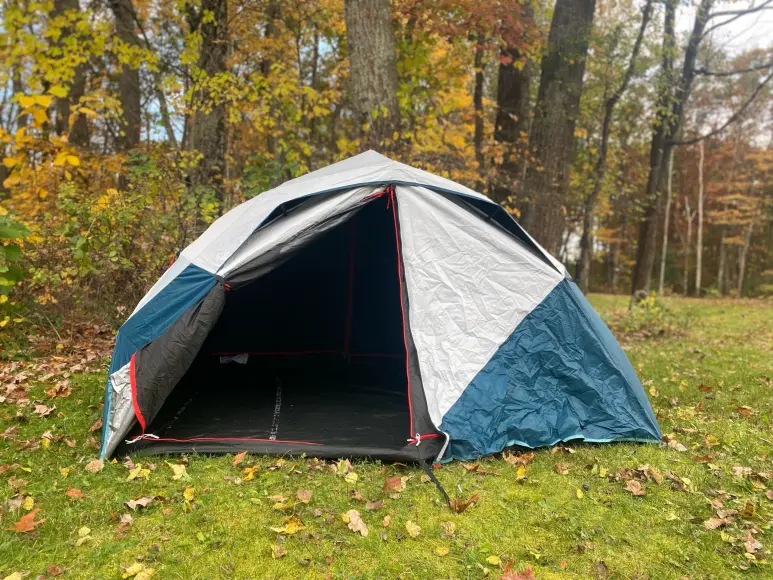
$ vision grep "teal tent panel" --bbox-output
[439,279,661,461]
[100,263,217,456]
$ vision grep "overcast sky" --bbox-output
[677,0,773,55]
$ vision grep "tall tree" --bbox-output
[576,0,653,293]
[694,140,705,295]
[187,0,228,205]
[344,0,401,152]
[52,0,89,147]
[518,0,596,254]
[109,0,142,151]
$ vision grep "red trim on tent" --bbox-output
[387,185,415,437]
[135,436,322,446]
[129,353,147,432]
[344,216,357,355]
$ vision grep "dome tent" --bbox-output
[100,151,661,463]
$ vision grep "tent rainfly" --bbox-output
[100,151,661,464]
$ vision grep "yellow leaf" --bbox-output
[3,175,21,188]
[33,95,53,108]
[435,546,449,557]
[486,555,502,566]
[516,465,527,481]
[0,295,7,304]
[22,496,34,511]
[31,108,48,127]
[65,155,80,167]
[18,96,35,108]
[576,488,584,499]
[0,317,10,328]
[50,85,69,98]
[269,515,305,535]
[344,472,358,484]
[2,157,18,168]
[59,467,70,477]
[405,520,421,538]
[183,487,195,501]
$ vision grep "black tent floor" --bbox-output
[140,374,412,451]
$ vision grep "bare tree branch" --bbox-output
[704,0,773,36]
[695,60,773,77]
[671,67,773,145]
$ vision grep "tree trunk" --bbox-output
[717,233,727,295]
[694,141,704,296]
[109,0,142,151]
[736,213,756,299]
[52,0,89,147]
[683,197,695,296]
[577,0,652,294]
[658,149,674,295]
[630,0,713,296]
[344,0,400,152]
[188,0,228,206]
[492,43,532,205]
[518,0,596,254]
[473,32,485,187]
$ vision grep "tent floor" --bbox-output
[125,357,414,457]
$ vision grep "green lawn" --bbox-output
[1,295,772,579]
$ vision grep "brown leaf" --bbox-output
[449,494,479,513]
[692,453,713,463]
[745,531,763,554]
[64,438,76,448]
[85,459,104,473]
[737,406,753,417]
[232,451,247,466]
[125,497,154,510]
[382,475,406,494]
[697,383,713,393]
[34,404,55,417]
[296,489,312,504]
[556,463,569,475]
[703,516,733,530]
[9,507,45,533]
[667,439,687,452]
[88,418,102,432]
[503,451,534,466]
[461,463,496,475]
[624,480,646,496]
[766,489,773,500]
[365,499,383,511]
[65,487,83,501]
[501,565,536,580]
[47,564,64,577]
[740,501,755,518]
[343,509,368,536]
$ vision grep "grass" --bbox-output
[1,294,772,579]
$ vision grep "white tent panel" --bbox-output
[395,185,565,427]
[219,186,381,276]
[103,361,136,457]
[181,151,486,274]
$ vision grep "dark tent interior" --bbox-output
[127,198,413,454]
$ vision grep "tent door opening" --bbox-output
[120,194,417,457]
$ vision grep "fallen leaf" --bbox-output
[435,546,449,556]
[486,555,502,566]
[382,475,406,493]
[65,488,83,501]
[127,464,150,481]
[88,418,102,432]
[501,564,536,580]
[503,451,534,466]
[122,562,155,578]
[740,501,755,518]
[124,497,154,510]
[461,463,496,475]
[576,488,584,499]
[75,526,92,546]
[704,517,733,530]
[450,494,479,513]
[271,544,287,559]
[344,471,358,484]
[624,480,646,496]
[3,573,26,580]
[242,466,259,481]
[47,564,64,576]
[440,520,456,538]
[556,463,569,475]
[343,509,368,536]
[296,489,312,504]
[10,508,44,533]
[737,406,753,417]
[232,451,247,466]
[745,531,763,554]
[183,487,195,502]
[65,439,76,448]
[405,520,421,538]
[59,467,70,477]
[515,465,527,481]
[365,499,383,511]
[270,515,305,535]
[766,490,773,500]
[592,560,610,579]
[382,514,391,527]
[697,383,713,393]
[667,439,688,452]
[22,496,34,511]
[34,404,56,417]
[165,462,189,481]
[85,459,104,473]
